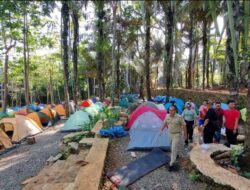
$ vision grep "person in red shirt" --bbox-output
[223,100,240,146]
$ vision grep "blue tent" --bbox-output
[153,96,167,103]
[127,111,170,150]
[164,102,182,114]
[221,103,229,110]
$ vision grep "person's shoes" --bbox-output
[168,165,174,172]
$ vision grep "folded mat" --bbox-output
[107,148,170,186]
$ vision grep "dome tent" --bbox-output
[127,106,167,129]
[127,111,169,150]
[61,110,90,132]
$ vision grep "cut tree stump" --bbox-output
[27,137,36,145]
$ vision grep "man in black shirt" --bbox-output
[203,100,217,143]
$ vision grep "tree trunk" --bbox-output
[23,6,30,105]
[116,41,120,99]
[145,1,152,100]
[226,0,240,101]
[164,5,174,96]
[111,2,117,106]
[139,76,144,100]
[193,43,199,88]
[187,13,193,89]
[62,2,70,117]
[72,9,79,106]
[49,69,54,104]
[206,27,210,88]
[202,19,207,90]
[2,54,8,112]
[95,1,105,100]
[211,59,216,87]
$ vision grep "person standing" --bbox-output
[182,103,197,144]
[160,106,187,171]
[214,102,224,143]
[198,100,208,127]
[203,100,217,143]
[223,100,240,146]
[185,97,195,110]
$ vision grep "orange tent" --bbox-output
[40,107,53,119]
[0,128,12,150]
[27,112,43,129]
[15,108,29,116]
[54,105,66,116]
[0,115,42,142]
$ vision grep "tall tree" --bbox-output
[187,11,193,89]
[145,1,152,99]
[162,2,174,96]
[111,1,117,105]
[71,4,79,106]
[226,0,240,101]
[23,1,30,105]
[61,2,70,116]
[202,18,207,90]
[95,1,106,100]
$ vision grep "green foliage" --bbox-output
[241,171,250,179]
[189,170,201,182]
[231,144,245,168]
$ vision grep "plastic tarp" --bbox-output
[61,110,90,132]
[127,105,167,129]
[99,126,128,138]
[28,104,41,112]
[127,112,169,150]
[240,108,247,122]
[119,98,129,108]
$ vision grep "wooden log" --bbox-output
[213,151,231,160]
[211,150,228,158]
[27,137,36,145]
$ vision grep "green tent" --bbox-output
[240,108,247,122]
[119,98,129,108]
[85,106,99,117]
[61,110,90,132]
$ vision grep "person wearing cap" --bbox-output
[185,98,195,110]
[160,105,187,171]
[203,100,217,143]
[182,102,197,144]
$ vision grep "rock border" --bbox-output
[190,144,250,190]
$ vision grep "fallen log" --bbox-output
[213,151,231,160]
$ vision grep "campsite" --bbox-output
[1,1,250,190]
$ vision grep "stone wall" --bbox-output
[152,88,247,108]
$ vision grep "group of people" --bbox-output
[161,98,240,171]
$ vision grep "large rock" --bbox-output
[190,144,250,190]
[68,142,79,154]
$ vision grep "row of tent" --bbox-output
[61,102,106,132]
[0,104,67,151]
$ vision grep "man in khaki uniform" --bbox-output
[160,106,187,171]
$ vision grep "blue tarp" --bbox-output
[99,126,128,138]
